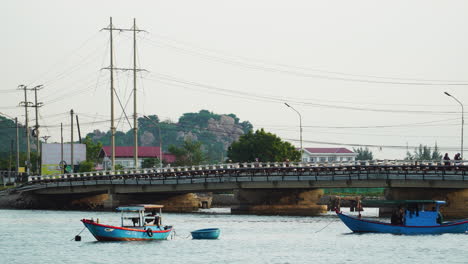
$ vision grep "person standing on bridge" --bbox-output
[443,153,451,166]
[454,153,462,166]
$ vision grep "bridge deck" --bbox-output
[14,162,468,193]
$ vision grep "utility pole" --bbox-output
[133,18,139,169]
[61,123,64,174]
[18,85,32,175]
[41,136,50,143]
[158,125,162,168]
[32,85,43,174]
[102,17,116,171]
[70,109,74,173]
[8,140,13,185]
[15,118,19,180]
[76,115,82,143]
[102,17,146,170]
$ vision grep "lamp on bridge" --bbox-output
[444,92,464,159]
[284,102,303,160]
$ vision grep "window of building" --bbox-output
[319,157,327,162]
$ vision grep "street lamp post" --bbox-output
[144,116,163,168]
[444,92,464,159]
[284,103,303,160]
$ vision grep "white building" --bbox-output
[301,147,357,163]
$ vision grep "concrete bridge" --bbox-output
[4,160,468,217]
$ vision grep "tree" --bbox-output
[406,144,443,161]
[141,158,161,168]
[431,143,442,160]
[168,140,207,166]
[78,161,95,172]
[227,129,300,162]
[83,136,103,163]
[353,147,373,160]
[404,151,414,161]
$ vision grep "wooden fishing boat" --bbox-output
[191,228,221,239]
[336,200,468,235]
[81,204,173,241]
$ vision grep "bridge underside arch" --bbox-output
[232,188,327,216]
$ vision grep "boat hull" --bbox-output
[81,219,172,241]
[336,212,468,234]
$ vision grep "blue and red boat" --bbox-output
[336,200,468,235]
[82,204,173,241]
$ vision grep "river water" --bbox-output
[1,208,466,264]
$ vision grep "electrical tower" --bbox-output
[101,17,146,170]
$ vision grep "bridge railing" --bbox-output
[25,159,467,184]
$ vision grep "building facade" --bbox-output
[301,147,357,163]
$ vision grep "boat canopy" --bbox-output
[362,200,446,207]
[116,204,164,212]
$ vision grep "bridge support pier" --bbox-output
[384,188,468,219]
[231,189,327,216]
[99,189,207,212]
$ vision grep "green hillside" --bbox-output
[86,110,253,163]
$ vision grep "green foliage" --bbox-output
[168,140,207,166]
[227,129,300,162]
[138,115,160,129]
[141,158,161,168]
[431,143,442,160]
[83,136,102,163]
[115,164,124,170]
[404,144,443,161]
[179,110,220,128]
[353,147,373,160]
[0,115,27,158]
[0,151,38,172]
[78,161,95,172]
[85,110,250,164]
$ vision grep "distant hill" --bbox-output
[85,110,253,163]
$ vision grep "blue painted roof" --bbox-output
[116,204,164,212]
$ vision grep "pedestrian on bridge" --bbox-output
[443,153,451,166]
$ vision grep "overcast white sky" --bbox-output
[2,0,468,159]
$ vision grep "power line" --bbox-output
[141,35,468,86]
[143,73,465,115]
[286,138,463,151]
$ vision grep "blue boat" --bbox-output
[82,204,173,241]
[336,200,468,235]
[191,228,221,239]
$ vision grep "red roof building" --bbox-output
[100,146,176,168]
[301,147,357,162]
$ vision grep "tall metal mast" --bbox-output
[102,17,146,170]
[110,17,116,171]
[133,18,139,169]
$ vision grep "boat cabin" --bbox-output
[116,204,164,228]
[402,200,445,226]
[363,200,445,226]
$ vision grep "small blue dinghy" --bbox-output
[191,228,220,239]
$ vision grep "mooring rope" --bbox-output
[315,220,335,233]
